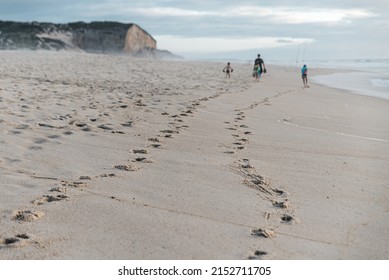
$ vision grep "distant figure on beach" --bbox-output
[223,62,233,78]
[301,64,309,88]
[253,54,266,81]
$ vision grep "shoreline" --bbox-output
[1,51,388,259]
[311,71,389,100]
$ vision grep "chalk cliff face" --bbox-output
[0,21,171,57]
[124,24,156,54]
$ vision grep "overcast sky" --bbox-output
[1,0,388,60]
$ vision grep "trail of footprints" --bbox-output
[1,55,253,253]
[114,93,233,172]
[2,89,228,252]
[1,177,90,250]
[2,170,126,251]
[113,93,220,173]
[224,107,299,260]
[1,83,253,254]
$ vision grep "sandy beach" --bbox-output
[0,51,388,259]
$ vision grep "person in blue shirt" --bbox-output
[301,64,309,88]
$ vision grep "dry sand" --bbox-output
[0,51,388,259]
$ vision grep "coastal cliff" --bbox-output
[124,24,156,54]
[0,21,178,58]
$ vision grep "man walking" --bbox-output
[253,54,266,81]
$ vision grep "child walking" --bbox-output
[223,62,233,78]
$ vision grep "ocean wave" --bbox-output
[370,79,389,88]
[312,72,389,100]
[297,59,389,73]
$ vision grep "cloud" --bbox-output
[132,7,214,17]
[0,0,386,59]
[155,35,314,53]
[254,7,377,24]
[132,6,377,24]
[276,39,294,43]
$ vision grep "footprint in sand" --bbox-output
[184,109,194,115]
[114,164,139,172]
[280,214,299,224]
[100,173,117,177]
[121,121,133,128]
[33,138,48,144]
[179,110,194,117]
[163,134,173,138]
[148,137,162,143]
[37,123,59,129]
[15,124,29,130]
[49,186,67,193]
[133,149,148,154]
[132,157,154,163]
[160,129,179,134]
[281,214,293,223]
[81,126,92,132]
[62,181,88,189]
[134,100,146,107]
[160,129,179,138]
[97,124,113,131]
[230,141,244,147]
[33,194,69,205]
[149,143,162,149]
[47,134,61,139]
[234,117,245,121]
[75,123,87,128]
[147,138,162,148]
[248,250,268,260]
[272,189,288,197]
[111,130,125,134]
[251,228,275,239]
[0,234,31,248]
[12,210,45,222]
[272,200,289,209]
[175,125,188,130]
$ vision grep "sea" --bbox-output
[291,59,389,100]
[196,57,389,100]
